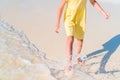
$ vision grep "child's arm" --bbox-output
[90,0,110,19]
[54,0,66,33]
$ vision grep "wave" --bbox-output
[2,18,119,80]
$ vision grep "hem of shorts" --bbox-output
[66,35,84,40]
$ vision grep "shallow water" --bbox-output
[0,19,120,80]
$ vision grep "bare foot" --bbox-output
[65,65,72,72]
[65,66,72,75]
[77,58,85,66]
[65,62,72,75]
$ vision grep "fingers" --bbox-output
[55,30,59,33]
[54,27,59,33]
[105,13,110,19]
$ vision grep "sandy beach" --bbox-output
[0,19,120,80]
[0,0,120,79]
[0,1,119,60]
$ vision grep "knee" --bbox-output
[67,36,74,43]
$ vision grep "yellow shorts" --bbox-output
[64,7,86,39]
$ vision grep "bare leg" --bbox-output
[76,39,83,54]
[75,39,85,65]
[65,36,74,72]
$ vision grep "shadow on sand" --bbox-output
[87,34,120,73]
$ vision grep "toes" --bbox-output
[78,60,85,66]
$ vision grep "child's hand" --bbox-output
[54,25,59,33]
[104,13,110,19]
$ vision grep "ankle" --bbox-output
[74,54,81,59]
[66,54,72,61]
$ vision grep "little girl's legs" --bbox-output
[65,36,74,72]
[76,39,85,65]
[76,39,83,54]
